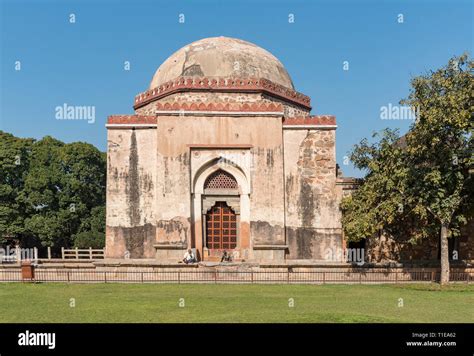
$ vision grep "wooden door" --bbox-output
[206,202,237,250]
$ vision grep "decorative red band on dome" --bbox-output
[155,101,284,112]
[107,114,334,125]
[133,77,311,110]
[107,115,156,124]
[283,115,336,126]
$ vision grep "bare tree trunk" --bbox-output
[440,224,450,285]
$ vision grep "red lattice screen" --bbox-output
[204,170,238,189]
[206,202,237,250]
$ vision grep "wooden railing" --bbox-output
[61,247,105,260]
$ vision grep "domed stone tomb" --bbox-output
[106,36,345,263]
[150,37,294,90]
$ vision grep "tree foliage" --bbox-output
[0,132,34,242]
[342,54,474,283]
[0,131,106,249]
[401,54,474,231]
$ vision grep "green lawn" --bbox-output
[0,283,472,323]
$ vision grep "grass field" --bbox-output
[0,283,473,323]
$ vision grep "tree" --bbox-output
[74,206,106,249]
[0,132,34,243]
[401,54,473,284]
[342,54,473,284]
[0,132,106,251]
[341,129,401,241]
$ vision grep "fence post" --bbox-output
[61,247,64,259]
[395,269,398,284]
[431,270,435,282]
[75,247,79,260]
[89,247,92,260]
[214,271,217,284]
[141,272,144,283]
[251,271,254,284]
[322,271,325,284]
[34,247,38,261]
[47,247,51,260]
[104,272,107,283]
[287,270,290,284]
[178,271,181,284]
[359,271,362,284]
[67,271,70,283]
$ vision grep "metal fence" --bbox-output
[0,268,472,284]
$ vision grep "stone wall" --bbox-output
[364,219,474,263]
[155,114,287,262]
[136,92,263,115]
[135,91,309,118]
[337,173,474,264]
[459,218,474,260]
[260,94,310,117]
[106,128,157,259]
[283,128,342,260]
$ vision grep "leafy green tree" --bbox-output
[342,54,473,284]
[19,136,67,247]
[0,132,106,251]
[342,129,422,243]
[401,54,473,284]
[74,206,106,249]
[0,132,34,243]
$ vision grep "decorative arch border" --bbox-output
[190,154,251,261]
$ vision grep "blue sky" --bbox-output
[1,0,472,177]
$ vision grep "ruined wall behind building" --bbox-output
[365,218,474,263]
[283,128,342,260]
[106,128,157,258]
[338,173,474,264]
[459,218,474,260]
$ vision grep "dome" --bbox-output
[149,37,294,90]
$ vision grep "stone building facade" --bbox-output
[105,37,351,262]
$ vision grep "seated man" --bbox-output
[220,250,232,263]
[182,249,196,264]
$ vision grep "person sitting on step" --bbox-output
[183,249,196,264]
[220,250,232,263]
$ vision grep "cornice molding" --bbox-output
[133,77,311,110]
[283,115,336,125]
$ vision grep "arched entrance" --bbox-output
[202,170,240,259]
[191,156,251,261]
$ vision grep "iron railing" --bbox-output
[0,268,472,284]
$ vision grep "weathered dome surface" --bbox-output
[149,37,294,90]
